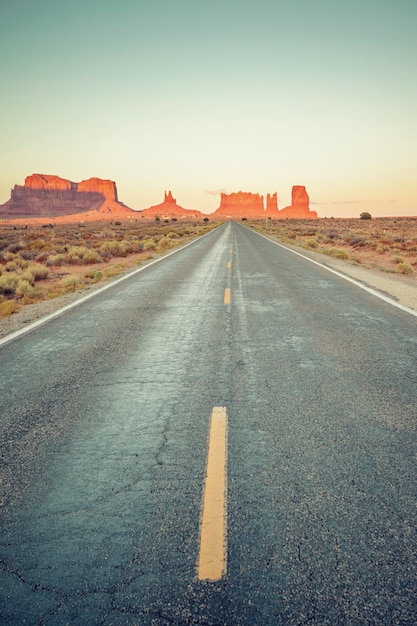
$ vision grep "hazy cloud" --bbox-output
[205,189,228,196]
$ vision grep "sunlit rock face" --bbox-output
[280,185,317,219]
[0,174,129,218]
[266,192,279,216]
[78,178,118,202]
[211,187,317,219]
[212,191,265,219]
[24,174,73,191]
[139,190,204,219]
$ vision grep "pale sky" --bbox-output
[1,0,416,217]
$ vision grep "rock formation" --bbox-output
[0,174,133,219]
[266,192,278,217]
[211,187,317,219]
[139,190,204,219]
[78,177,118,202]
[280,186,317,219]
[211,192,265,219]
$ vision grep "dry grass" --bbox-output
[251,216,417,278]
[0,219,219,315]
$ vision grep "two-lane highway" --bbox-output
[1,222,416,624]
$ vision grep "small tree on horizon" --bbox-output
[360,212,372,220]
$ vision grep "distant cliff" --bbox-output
[0,174,134,218]
[211,186,317,219]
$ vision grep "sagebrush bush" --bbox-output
[15,279,36,298]
[66,245,91,263]
[396,262,414,275]
[157,236,171,249]
[98,241,127,257]
[82,249,101,264]
[0,299,21,317]
[60,274,83,290]
[27,262,48,280]
[143,239,156,251]
[391,255,404,264]
[327,248,349,260]
[0,272,20,294]
[47,253,66,266]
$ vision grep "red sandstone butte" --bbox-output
[78,177,118,202]
[0,174,134,221]
[24,174,73,191]
[280,186,317,219]
[139,190,204,219]
[211,187,317,220]
[211,191,267,219]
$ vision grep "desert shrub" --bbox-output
[157,236,171,249]
[0,272,20,294]
[349,237,369,247]
[19,269,36,285]
[47,253,66,266]
[327,248,349,260]
[5,241,25,253]
[1,251,17,262]
[5,260,19,272]
[166,231,180,239]
[305,238,318,248]
[15,279,36,298]
[60,274,83,290]
[66,245,91,263]
[29,239,47,250]
[391,255,404,264]
[0,299,21,317]
[82,249,101,264]
[98,241,126,257]
[396,262,414,275]
[143,239,157,251]
[325,230,339,241]
[19,249,38,261]
[27,262,48,280]
[84,270,103,283]
[360,212,372,220]
[122,240,142,254]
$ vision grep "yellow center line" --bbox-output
[224,288,231,304]
[227,261,232,269]
[197,406,228,581]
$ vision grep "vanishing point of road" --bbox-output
[0,222,416,625]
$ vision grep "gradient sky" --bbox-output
[1,0,416,217]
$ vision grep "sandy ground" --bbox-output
[1,238,416,342]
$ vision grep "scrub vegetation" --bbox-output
[251,217,417,277]
[0,219,218,316]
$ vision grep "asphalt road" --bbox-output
[0,222,416,625]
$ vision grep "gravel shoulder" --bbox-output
[1,237,416,341]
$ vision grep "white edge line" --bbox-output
[0,224,225,348]
[251,228,417,319]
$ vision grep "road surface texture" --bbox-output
[0,222,416,625]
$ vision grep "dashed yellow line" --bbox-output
[227,261,232,269]
[197,406,228,581]
[224,288,231,304]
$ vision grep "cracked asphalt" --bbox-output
[0,222,416,625]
